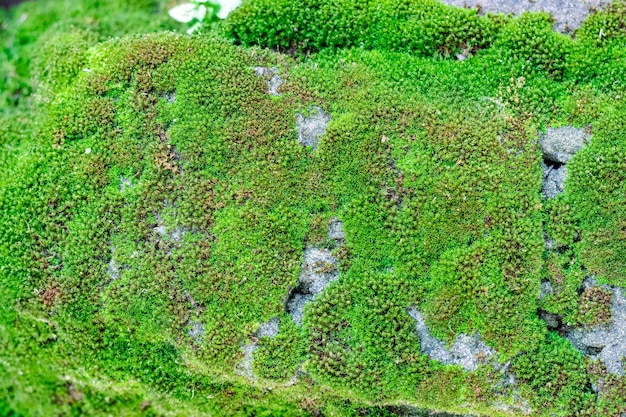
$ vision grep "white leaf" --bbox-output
[169,3,204,23]
[186,21,203,35]
[216,0,242,19]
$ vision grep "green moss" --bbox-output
[513,332,594,416]
[227,0,502,56]
[2,0,626,415]
[253,315,305,381]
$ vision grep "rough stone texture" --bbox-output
[106,247,120,281]
[295,106,331,150]
[119,175,132,192]
[286,293,313,327]
[297,248,339,294]
[328,217,345,241]
[287,247,338,326]
[541,161,567,199]
[538,127,591,199]
[539,126,591,164]
[187,320,205,343]
[162,91,176,103]
[255,317,280,338]
[538,281,554,299]
[236,343,258,380]
[407,307,531,414]
[407,307,495,371]
[286,219,344,326]
[254,66,284,96]
[566,279,626,375]
[440,0,612,33]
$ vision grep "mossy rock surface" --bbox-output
[2,0,626,416]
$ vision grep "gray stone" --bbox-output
[162,91,176,104]
[187,320,205,343]
[295,106,331,151]
[119,175,133,193]
[407,307,495,371]
[286,222,341,326]
[295,248,339,294]
[154,225,167,236]
[440,0,612,34]
[106,246,120,281]
[254,66,284,96]
[255,317,280,338]
[286,293,313,327]
[566,283,626,375]
[541,161,567,199]
[539,126,590,164]
[236,343,258,381]
[328,218,345,242]
[538,281,554,299]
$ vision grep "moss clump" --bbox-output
[513,332,594,415]
[2,0,626,416]
[577,286,613,327]
[253,315,305,381]
[226,0,504,56]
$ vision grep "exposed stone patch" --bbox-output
[253,66,284,96]
[327,217,345,242]
[407,307,495,371]
[105,246,120,282]
[255,316,280,338]
[161,91,176,103]
[287,248,339,326]
[407,306,531,414]
[565,279,626,375]
[541,160,567,199]
[236,317,282,381]
[538,281,554,300]
[295,106,331,151]
[538,126,591,199]
[286,218,344,326]
[187,320,205,343]
[119,175,133,193]
[540,126,591,164]
[440,0,612,34]
[236,343,259,381]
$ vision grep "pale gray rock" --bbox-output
[440,0,612,34]
[407,307,495,371]
[295,106,331,150]
[298,248,339,294]
[254,66,283,96]
[539,126,591,164]
[286,293,313,327]
[162,91,176,103]
[236,343,259,380]
[541,161,567,199]
[286,218,343,326]
[255,317,280,338]
[328,218,345,242]
[106,246,120,281]
[119,175,132,193]
[566,281,626,375]
[287,247,338,326]
[539,281,554,299]
[187,320,205,343]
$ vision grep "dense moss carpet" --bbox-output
[2,0,626,416]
